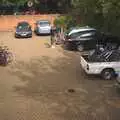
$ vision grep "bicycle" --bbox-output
[0,46,13,66]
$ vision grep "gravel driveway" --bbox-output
[0,32,120,120]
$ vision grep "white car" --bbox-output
[80,50,120,80]
[34,20,51,35]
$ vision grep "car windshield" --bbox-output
[65,27,77,34]
[17,22,29,30]
[39,21,50,26]
[70,30,91,38]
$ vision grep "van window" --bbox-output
[70,30,96,38]
[80,31,96,38]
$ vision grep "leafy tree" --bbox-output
[70,0,120,36]
[0,0,27,5]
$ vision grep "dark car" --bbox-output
[15,21,32,38]
[64,29,120,51]
[64,29,100,51]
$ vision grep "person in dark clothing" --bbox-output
[50,26,56,47]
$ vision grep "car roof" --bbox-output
[18,21,29,24]
[68,27,96,35]
[17,21,29,26]
[68,26,90,31]
[36,20,50,23]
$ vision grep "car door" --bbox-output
[107,51,120,74]
[73,31,91,47]
[79,30,97,49]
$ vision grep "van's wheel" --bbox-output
[77,45,84,52]
[101,69,115,80]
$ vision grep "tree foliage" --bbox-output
[0,0,28,5]
[70,0,120,36]
[1,0,120,36]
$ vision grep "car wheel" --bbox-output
[15,34,18,38]
[77,45,84,52]
[101,69,115,80]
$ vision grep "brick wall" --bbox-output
[0,14,58,31]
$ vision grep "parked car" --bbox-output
[15,21,32,38]
[80,49,120,80]
[34,20,51,35]
[64,28,100,51]
[64,28,120,51]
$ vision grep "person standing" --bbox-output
[50,26,56,48]
[55,26,62,44]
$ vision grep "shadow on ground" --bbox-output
[7,51,120,120]
[8,52,80,96]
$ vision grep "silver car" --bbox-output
[34,20,51,35]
